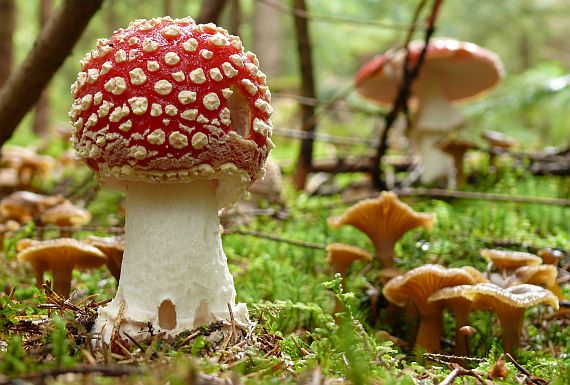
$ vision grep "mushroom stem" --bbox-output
[35,269,45,289]
[412,77,465,185]
[452,310,470,356]
[52,267,73,298]
[374,239,396,268]
[496,309,525,355]
[416,306,444,353]
[415,76,465,132]
[93,179,247,342]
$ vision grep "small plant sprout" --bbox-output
[328,191,434,267]
[355,38,504,184]
[429,283,559,354]
[69,17,273,343]
[16,238,107,298]
[382,264,477,352]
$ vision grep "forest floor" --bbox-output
[0,158,569,385]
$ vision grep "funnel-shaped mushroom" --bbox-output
[427,266,487,357]
[326,243,373,279]
[481,249,542,271]
[84,235,125,282]
[328,192,434,267]
[481,130,517,150]
[537,248,565,266]
[0,191,64,223]
[40,201,92,237]
[382,264,476,352]
[355,38,503,183]
[512,265,563,299]
[429,283,558,354]
[17,238,107,297]
[439,138,478,187]
[69,17,273,343]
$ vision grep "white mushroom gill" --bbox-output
[92,179,248,343]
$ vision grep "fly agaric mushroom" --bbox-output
[69,17,273,342]
[382,264,476,352]
[355,38,504,184]
[84,235,125,282]
[328,191,434,268]
[429,283,558,354]
[17,238,107,297]
[40,201,92,237]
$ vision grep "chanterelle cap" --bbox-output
[70,17,274,193]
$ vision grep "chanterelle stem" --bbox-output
[93,179,247,343]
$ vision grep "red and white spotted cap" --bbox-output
[355,38,504,106]
[70,17,273,191]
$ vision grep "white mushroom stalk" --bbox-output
[411,76,465,184]
[94,179,247,341]
[414,75,465,133]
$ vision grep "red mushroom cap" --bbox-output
[355,38,504,106]
[70,17,273,189]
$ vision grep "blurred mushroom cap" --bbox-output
[17,238,107,270]
[40,201,92,227]
[325,243,373,275]
[0,191,65,223]
[355,38,504,106]
[481,249,542,270]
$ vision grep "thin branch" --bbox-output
[257,0,421,30]
[0,365,141,385]
[223,228,325,250]
[394,188,570,208]
[0,0,105,148]
[370,0,445,189]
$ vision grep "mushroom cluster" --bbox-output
[379,247,563,355]
[0,146,55,190]
[68,17,273,343]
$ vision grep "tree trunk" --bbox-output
[253,0,284,78]
[33,0,53,138]
[196,0,227,24]
[227,0,241,36]
[0,0,105,148]
[163,0,173,16]
[292,0,317,191]
[0,0,15,87]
